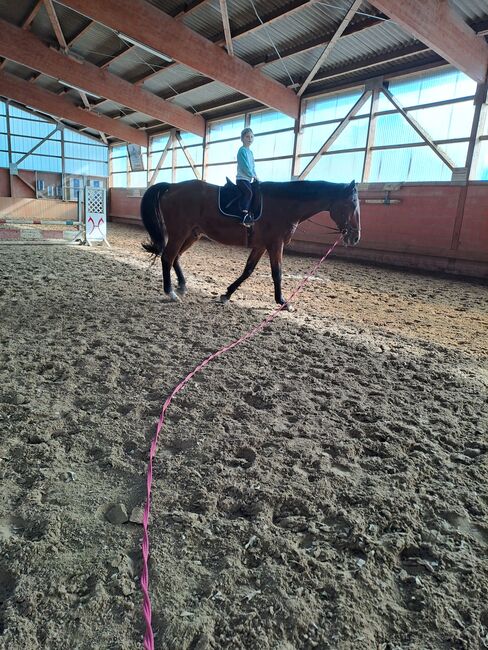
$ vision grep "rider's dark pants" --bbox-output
[237,179,253,213]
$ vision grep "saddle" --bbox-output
[218,178,263,224]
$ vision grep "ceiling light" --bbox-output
[117,32,173,62]
[58,80,101,99]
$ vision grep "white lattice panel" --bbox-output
[85,188,107,243]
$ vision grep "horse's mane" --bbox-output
[260,180,353,201]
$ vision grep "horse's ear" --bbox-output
[349,180,356,190]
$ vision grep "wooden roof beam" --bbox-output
[44,0,68,51]
[55,0,299,118]
[22,1,43,30]
[0,70,147,145]
[0,18,205,136]
[370,0,488,83]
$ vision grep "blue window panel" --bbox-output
[301,123,338,156]
[179,132,203,147]
[8,105,36,119]
[150,134,170,151]
[155,169,172,183]
[257,158,292,182]
[207,138,240,164]
[250,110,294,134]
[65,159,108,176]
[0,116,7,133]
[111,157,127,173]
[9,118,61,139]
[64,129,106,146]
[129,170,147,187]
[65,142,108,161]
[18,155,62,173]
[0,133,8,150]
[110,144,128,157]
[12,137,62,157]
[208,116,245,142]
[253,130,295,158]
[0,100,6,116]
[111,172,128,187]
[205,163,236,185]
[374,113,423,146]
[439,142,469,168]
[381,68,476,110]
[0,151,9,168]
[175,145,203,166]
[305,151,365,183]
[409,102,475,140]
[471,141,488,180]
[329,117,368,152]
[369,146,451,182]
[303,91,369,125]
[175,166,200,182]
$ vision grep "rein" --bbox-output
[140,237,342,649]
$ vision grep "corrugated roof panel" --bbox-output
[69,22,124,67]
[169,80,243,111]
[142,64,206,96]
[448,0,488,23]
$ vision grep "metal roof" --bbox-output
[0,0,487,143]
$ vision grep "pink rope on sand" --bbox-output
[141,238,340,649]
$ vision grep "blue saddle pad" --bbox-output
[218,179,263,223]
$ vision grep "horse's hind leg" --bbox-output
[268,242,293,310]
[220,246,265,304]
[173,232,199,296]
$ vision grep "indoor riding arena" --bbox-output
[1,2,487,650]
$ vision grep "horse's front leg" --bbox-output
[269,243,294,311]
[220,246,265,304]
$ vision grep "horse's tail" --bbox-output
[140,182,172,257]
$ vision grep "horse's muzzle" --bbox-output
[342,228,360,246]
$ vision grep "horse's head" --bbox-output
[330,180,361,246]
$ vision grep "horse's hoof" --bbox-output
[167,290,180,302]
[283,302,294,312]
[176,285,187,296]
[219,294,229,305]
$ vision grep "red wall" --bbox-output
[109,183,488,279]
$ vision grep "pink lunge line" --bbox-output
[141,238,340,649]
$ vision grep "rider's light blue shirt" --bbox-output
[236,146,256,182]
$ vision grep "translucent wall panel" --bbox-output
[205,163,236,185]
[111,172,128,187]
[374,113,423,146]
[250,110,294,134]
[65,142,108,161]
[111,156,127,173]
[64,129,104,145]
[329,117,368,151]
[253,131,294,158]
[378,68,477,110]
[175,145,203,166]
[0,151,9,167]
[129,171,146,187]
[369,146,452,182]
[0,116,7,135]
[0,133,9,151]
[301,123,338,155]
[258,158,292,182]
[439,142,468,168]
[175,167,202,182]
[472,141,488,180]
[303,151,365,182]
[179,132,203,147]
[408,102,475,140]
[9,118,60,139]
[18,155,61,173]
[207,116,245,142]
[65,159,107,176]
[207,139,239,164]
[154,169,172,183]
[303,90,370,125]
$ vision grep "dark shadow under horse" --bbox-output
[140,179,360,308]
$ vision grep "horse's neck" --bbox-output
[296,198,332,223]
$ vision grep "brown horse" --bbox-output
[140,179,360,307]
